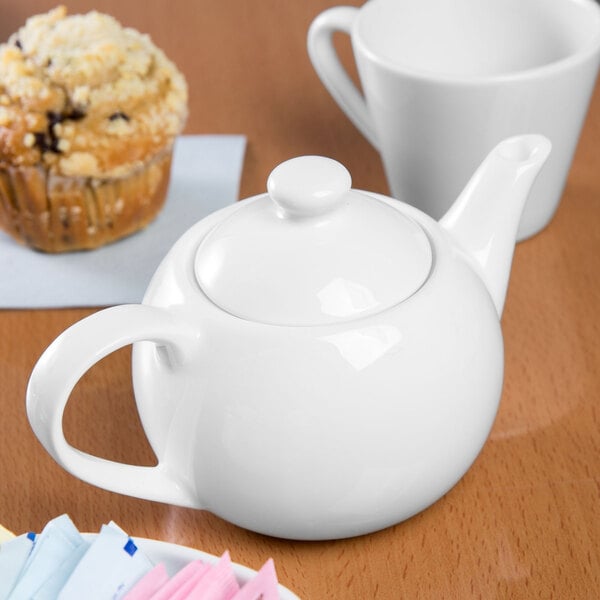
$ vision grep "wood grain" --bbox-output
[0,2,599,598]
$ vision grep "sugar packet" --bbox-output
[0,532,36,600]
[58,522,153,599]
[0,524,15,544]
[184,551,240,599]
[7,514,87,600]
[231,559,280,600]
[1,514,288,599]
[121,564,169,599]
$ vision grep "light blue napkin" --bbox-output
[0,135,246,308]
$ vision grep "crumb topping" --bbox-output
[0,6,187,177]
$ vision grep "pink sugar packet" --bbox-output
[185,551,240,600]
[1,514,291,600]
[232,559,280,600]
[149,560,210,600]
[163,567,211,600]
[123,564,169,600]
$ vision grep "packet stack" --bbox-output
[0,515,281,599]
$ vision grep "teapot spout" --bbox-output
[440,135,551,316]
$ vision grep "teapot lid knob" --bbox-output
[267,156,350,218]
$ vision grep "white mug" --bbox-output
[308,0,600,239]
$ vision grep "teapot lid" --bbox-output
[194,156,432,326]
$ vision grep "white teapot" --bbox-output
[27,135,550,540]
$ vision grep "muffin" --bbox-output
[0,6,188,252]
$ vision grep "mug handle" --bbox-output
[308,6,379,149]
[26,304,200,508]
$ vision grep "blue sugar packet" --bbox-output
[58,522,153,599]
[0,533,36,600]
[30,543,89,600]
[7,515,87,600]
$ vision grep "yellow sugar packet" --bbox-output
[0,523,15,544]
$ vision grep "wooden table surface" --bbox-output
[1,1,599,598]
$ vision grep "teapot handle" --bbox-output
[26,304,200,508]
[307,7,379,149]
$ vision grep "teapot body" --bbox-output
[27,143,549,540]
[132,195,503,540]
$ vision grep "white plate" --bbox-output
[83,534,301,599]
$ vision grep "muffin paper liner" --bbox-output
[0,149,172,252]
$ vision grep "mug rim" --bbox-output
[353,0,600,85]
